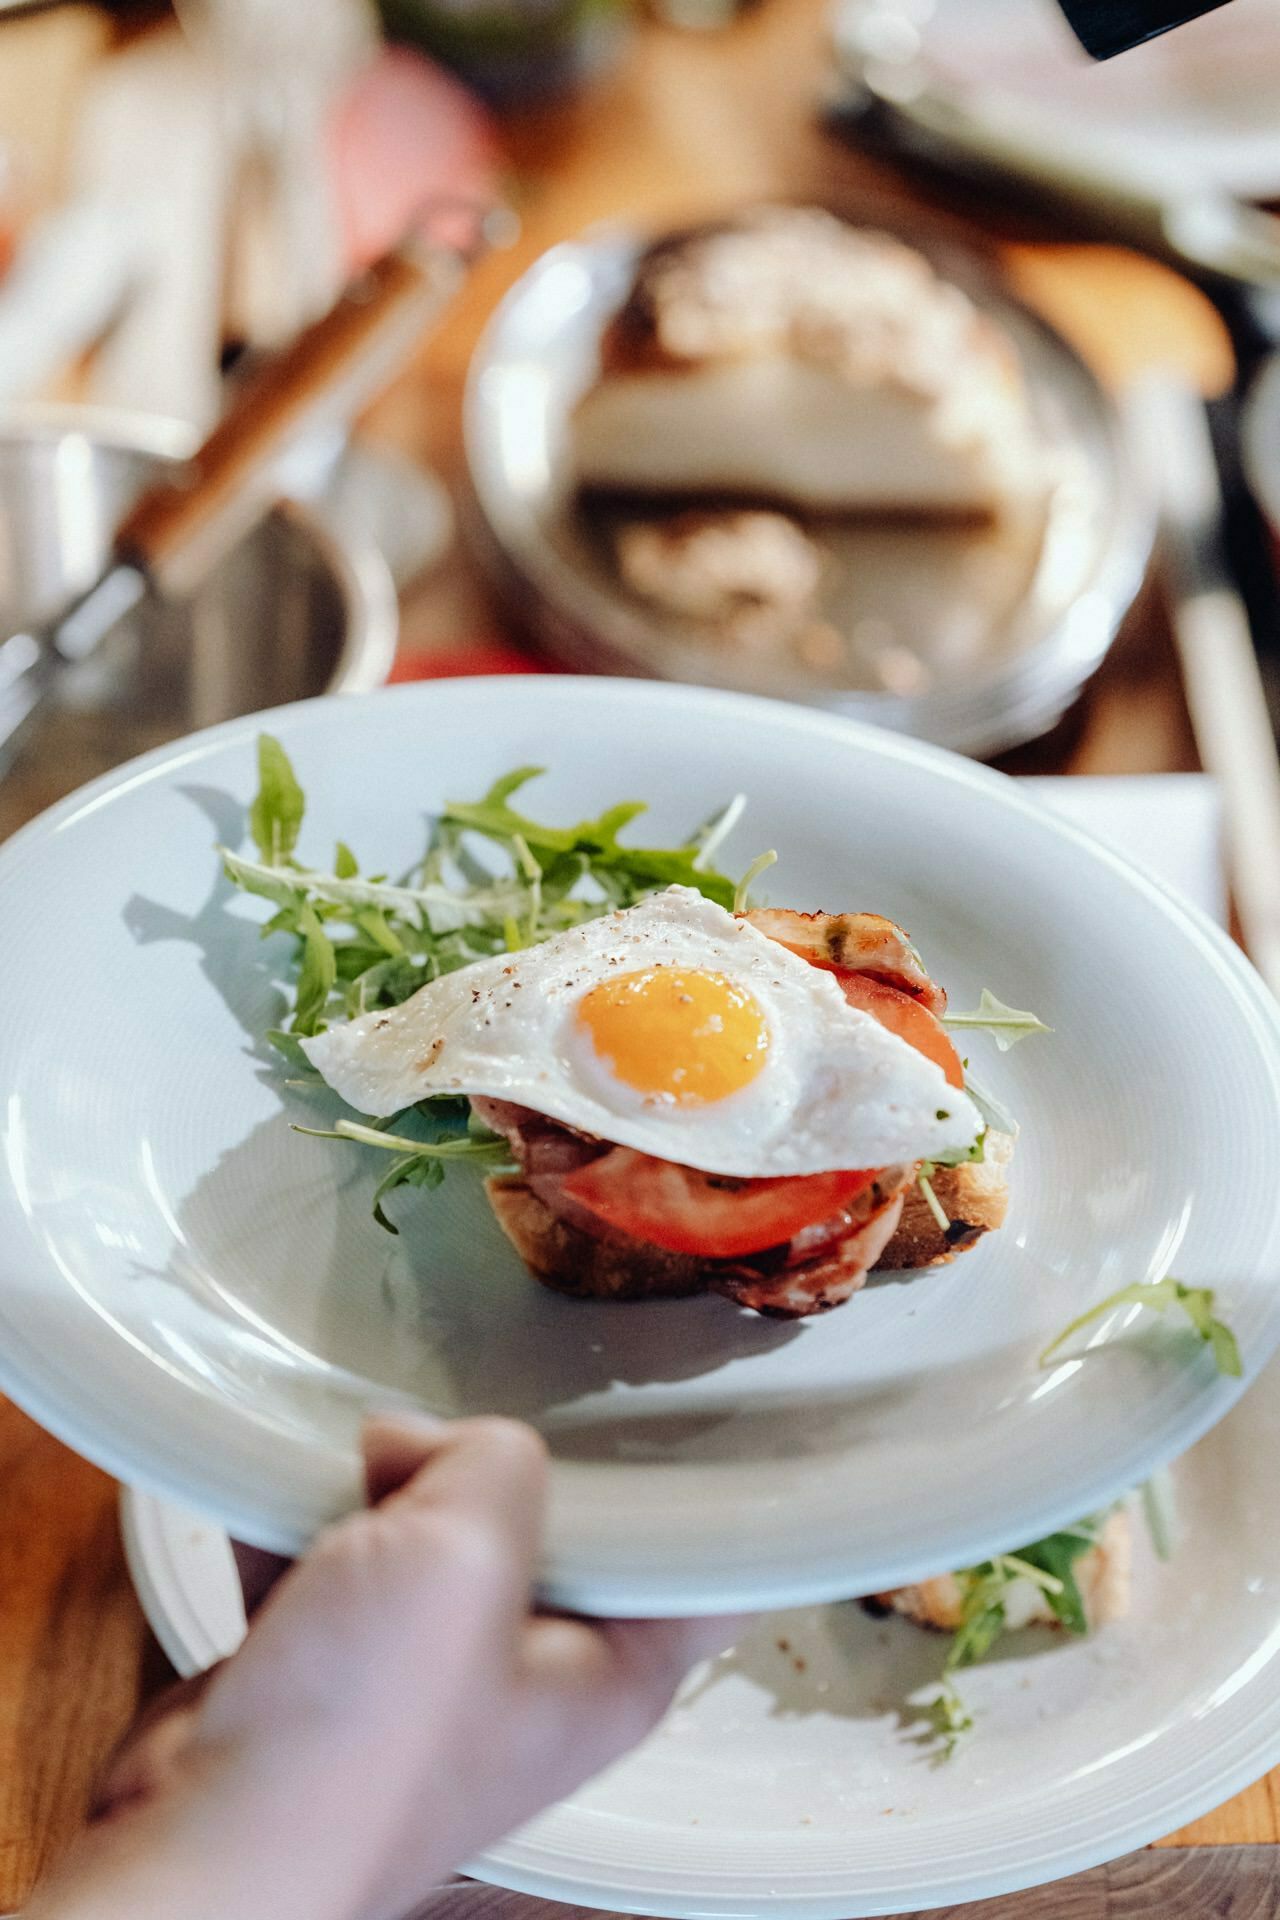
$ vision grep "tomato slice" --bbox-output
[835,971,965,1088]
[559,1150,879,1258]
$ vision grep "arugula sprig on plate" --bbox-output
[915,991,1051,1228]
[1040,1277,1242,1378]
[222,737,759,1228]
[222,737,750,1045]
[921,1515,1112,1757]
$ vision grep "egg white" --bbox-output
[301,887,981,1177]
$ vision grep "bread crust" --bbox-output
[485,1177,705,1301]
[873,1129,1013,1271]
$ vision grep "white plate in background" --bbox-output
[909,0,1280,201]
[3,678,1280,1612]
[122,1351,1280,1917]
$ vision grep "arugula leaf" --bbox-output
[963,1069,1018,1139]
[923,1678,974,1758]
[220,850,529,934]
[942,990,1051,1051]
[1039,1277,1242,1377]
[929,1129,987,1170]
[443,767,644,856]
[353,907,405,957]
[372,1153,445,1233]
[291,906,336,1037]
[222,848,306,914]
[921,1516,1110,1756]
[1008,1532,1094,1635]
[946,1529,1100,1676]
[294,1113,512,1233]
[946,1574,1008,1672]
[916,1168,951,1234]
[734,849,777,914]
[222,740,757,1051]
[295,1116,509,1161]
[249,734,305,865]
[442,769,739,910]
[266,1028,316,1070]
[225,739,772,1220]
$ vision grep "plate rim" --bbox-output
[4,677,1279,1610]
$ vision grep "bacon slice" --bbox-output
[740,908,945,1014]
[712,1191,905,1317]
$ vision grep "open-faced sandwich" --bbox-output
[870,1511,1132,1642]
[303,886,1006,1318]
[224,740,1044,1321]
[867,1504,1135,1753]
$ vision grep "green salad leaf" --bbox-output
[927,1517,1109,1753]
[223,738,760,1228]
[922,1679,974,1759]
[221,741,756,1046]
[1039,1277,1242,1377]
[442,766,741,911]
[961,1068,1018,1139]
[248,734,306,864]
[292,1114,514,1234]
[942,990,1051,1051]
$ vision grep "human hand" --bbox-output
[29,1416,739,1920]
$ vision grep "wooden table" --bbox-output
[1,1,1276,1913]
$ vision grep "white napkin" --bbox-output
[1019,774,1226,930]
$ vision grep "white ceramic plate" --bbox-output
[3,679,1280,1614]
[911,0,1280,201]
[122,1354,1280,1917]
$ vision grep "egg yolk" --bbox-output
[576,968,770,1105]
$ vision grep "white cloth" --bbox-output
[1019,774,1226,929]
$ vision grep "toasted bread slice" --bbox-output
[870,1509,1132,1633]
[874,1127,1013,1271]
[485,1176,705,1301]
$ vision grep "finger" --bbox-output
[519,1612,736,1766]
[363,1413,550,1602]
[609,1613,748,1674]
[91,1669,220,1818]
[362,1410,447,1506]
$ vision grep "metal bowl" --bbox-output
[464,226,1153,759]
[0,408,398,838]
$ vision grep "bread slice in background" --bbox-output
[871,1509,1132,1633]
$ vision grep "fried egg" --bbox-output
[302,887,981,1177]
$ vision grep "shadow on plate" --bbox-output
[684,1594,1074,1754]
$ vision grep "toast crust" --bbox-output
[873,1129,1013,1271]
[485,1177,705,1300]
